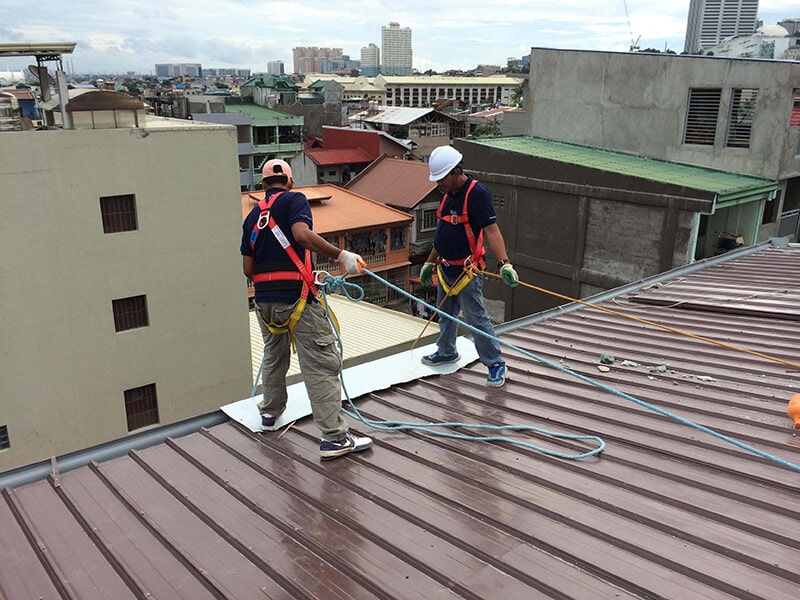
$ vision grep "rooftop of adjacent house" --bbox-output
[224,103,304,124]
[469,135,779,207]
[358,106,436,125]
[1,240,798,599]
[378,75,523,86]
[346,156,437,210]
[304,147,375,166]
[241,183,413,233]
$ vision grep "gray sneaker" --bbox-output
[319,432,373,460]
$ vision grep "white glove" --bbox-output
[337,250,366,274]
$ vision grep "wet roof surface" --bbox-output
[1,244,799,599]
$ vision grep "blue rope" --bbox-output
[322,270,800,473]
[317,273,604,460]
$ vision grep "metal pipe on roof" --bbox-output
[0,410,230,491]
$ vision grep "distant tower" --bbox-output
[267,60,284,76]
[361,43,380,77]
[684,0,760,54]
[381,22,412,76]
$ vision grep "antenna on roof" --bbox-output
[623,0,641,51]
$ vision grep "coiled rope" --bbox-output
[318,269,800,473]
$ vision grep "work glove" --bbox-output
[420,262,435,288]
[500,263,519,287]
[337,250,366,274]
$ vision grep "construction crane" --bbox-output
[623,0,641,51]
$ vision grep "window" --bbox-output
[791,89,800,127]
[726,88,759,148]
[762,191,781,225]
[390,226,406,251]
[112,295,149,332]
[0,425,9,450]
[100,194,138,233]
[684,88,722,146]
[421,208,438,231]
[124,383,159,431]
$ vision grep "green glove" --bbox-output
[420,262,435,288]
[500,263,519,287]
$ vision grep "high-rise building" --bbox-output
[267,60,284,76]
[293,47,343,74]
[684,0,760,53]
[361,43,380,77]
[381,22,412,76]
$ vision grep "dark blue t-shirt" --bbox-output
[241,188,315,304]
[433,175,496,278]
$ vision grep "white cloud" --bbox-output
[0,0,796,75]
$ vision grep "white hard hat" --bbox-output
[428,146,463,181]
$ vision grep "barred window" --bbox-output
[0,425,9,450]
[112,295,149,332]
[726,88,759,148]
[684,88,722,146]
[100,194,138,233]
[124,383,159,431]
[421,208,438,231]
[791,89,800,127]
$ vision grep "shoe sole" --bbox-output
[485,379,506,387]
[421,354,460,366]
[260,424,279,432]
[320,439,373,460]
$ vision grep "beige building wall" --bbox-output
[0,119,252,471]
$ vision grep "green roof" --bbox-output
[240,75,299,90]
[225,104,304,125]
[469,136,778,207]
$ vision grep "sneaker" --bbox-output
[260,413,278,432]
[320,431,373,461]
[486,363,507,387]
[421,351,460,366]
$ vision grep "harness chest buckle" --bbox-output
[257,212,270,230]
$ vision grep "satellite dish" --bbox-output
[27,65,56,87]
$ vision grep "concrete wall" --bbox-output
[526,49,800,181]
[458,141,698,320]
[0,121,252,470]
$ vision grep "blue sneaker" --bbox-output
[320,431,373,461]
[486,363,507,387]
[260,413,278,432]
[421,351,460,366]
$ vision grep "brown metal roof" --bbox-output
[346,156,439,210]
[305,147,375,166]
[1,243,799,599]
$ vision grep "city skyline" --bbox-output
[0,0,797,76]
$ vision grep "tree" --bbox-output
[510,83,524,108]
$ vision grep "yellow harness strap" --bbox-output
[437,263,480,297]
[258,294,338,353]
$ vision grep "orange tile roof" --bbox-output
[346,156,438,210]
[305,147,374,166]
[241,184,412,235]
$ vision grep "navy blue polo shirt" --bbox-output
[433,175,496,278]
[241,188,315,304]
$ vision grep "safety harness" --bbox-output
[434,178,485,296]
[249,192,320,344]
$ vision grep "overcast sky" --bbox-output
[0,1,797,76]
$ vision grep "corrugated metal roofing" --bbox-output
[249,294,439,386]
[471,136,778,203]
[346,156,438,209]
[241,184,412,234]
[2,243,799,599]
[361,107,434,126]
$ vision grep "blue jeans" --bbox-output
[435,270,504,368]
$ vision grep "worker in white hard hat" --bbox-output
[241,158,373,460]
[419,145,518,387]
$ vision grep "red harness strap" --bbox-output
[435,178,486,268]
[249,192,318,296]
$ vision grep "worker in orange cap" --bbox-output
[241,159,372,460]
